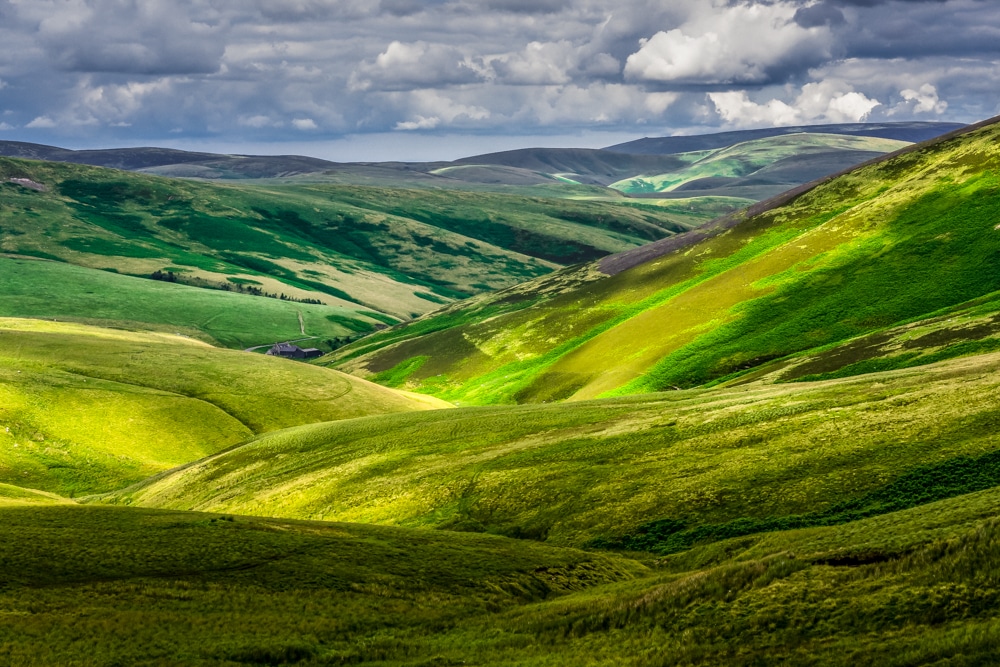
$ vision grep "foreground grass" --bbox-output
[110,350,1000,554]
[8,484,1000,665]
[0,318,447,495]
[0,504,643,666]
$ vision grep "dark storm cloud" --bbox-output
[34,1,226,75]
[794,3,846,27]
[0,0,995,155]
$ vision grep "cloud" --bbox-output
[0,0,994,155]
[239,115,281,129]
[490,41,578,85]
[710,81,881,127]
[484,0,570,14]
[624,3,834,85]
[351,41,481,91]
[794,3,847,27]
[26,116,57,128]
[395,116,440,131]
[896,83,949,114]
[0,122,14,130]
[391,90,490,131]
[33,0,225,75]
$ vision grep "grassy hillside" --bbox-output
[0,504,645,666]
[6,490,1000,664]
[20,349,995,663]
[109,350,1000,554]
[610,133,909,197]
[606,120,963,154]
[0,318,446,495]
[0,155,699,322]
[0,256,385,349]
[328,117,1000,404]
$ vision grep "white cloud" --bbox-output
[292,117,318,130]
[898,84,948,115]
[0,0,993,155]
[795,81,881,123]
[624,2,833,85]
[709,92,802,127]
[25,116,57,128]
[710,82,881,128]
[0,122,14,130]
[395,116,440,131]
[350,41,480,91]
[489,41,578,85]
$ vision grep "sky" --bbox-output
[0,0,997,161]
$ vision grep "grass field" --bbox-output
[0,356,1000,667]
[328,118,1000,405]
[108,350,1000,556]
[3,124,998,665]
[0,318,447,496]
[0,256,387,348]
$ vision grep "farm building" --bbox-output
[266,342,323,359]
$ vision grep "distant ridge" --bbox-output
[599,116,992,275]
[606,121,965,155]
[0,140,336,178]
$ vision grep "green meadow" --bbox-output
[0,318,444,496]
[0,256,385,348]
[7,445,1000,665]
[110,350,1000,553]
[610,132,909,194]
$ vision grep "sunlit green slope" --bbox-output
[0,318,447,495]
[610,133,908,196]
[110,350,1000,553]
[0,156,694,320]
[0,256,384,348]
[328,117,999,404]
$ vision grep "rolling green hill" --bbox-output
[6,488,1000,664]
[5,121,1000,666]
[108,350,1000,552]
[0,318,446,495]
[609,133,909,198]
[0,256,386,349]
[327,117,1000,405]
[0,504,646,666]
[0,155,700,325]
[61,350,1000,664]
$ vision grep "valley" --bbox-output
[2,118,1000,665]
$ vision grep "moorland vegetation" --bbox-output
[1,119,999,665]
